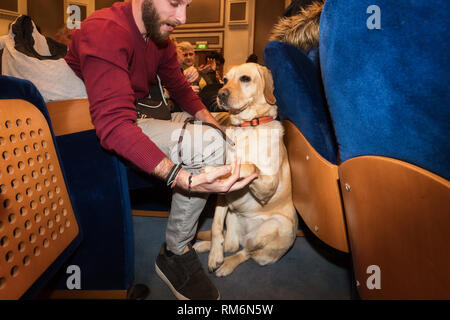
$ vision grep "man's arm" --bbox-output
[152,157,175,181]
[153,158,257,194]
[72,20,167,175]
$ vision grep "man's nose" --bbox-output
[175,6,187,25]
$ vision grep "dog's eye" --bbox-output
[240,75,251,82]
[223,78,228,84]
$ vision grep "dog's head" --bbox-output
[217,63,277,123]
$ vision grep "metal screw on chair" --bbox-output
[345,183,351,192]
[314,225,319,232]
[306,155,310,161]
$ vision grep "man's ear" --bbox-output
[257,65,276,105]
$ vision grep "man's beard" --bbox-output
[142,0,172,44]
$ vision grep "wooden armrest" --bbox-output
[283,120,349,252]
[47,99,94,136]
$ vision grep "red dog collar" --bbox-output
[237,116,274,127]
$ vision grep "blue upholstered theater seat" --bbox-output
[49,130,134,292]
[264,41,338,164]
[320,0,450,180]
[127,167,171,213]
[263,1,449,297]
[0,76,53,125]
[40,98,135,294]
[320,0,450,298]
[263,42,348,252]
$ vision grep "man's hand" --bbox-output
[177,159,258,194]
[153,158,257,194]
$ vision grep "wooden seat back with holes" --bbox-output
[0,99,79,299]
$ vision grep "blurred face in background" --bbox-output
[181,49,195,67]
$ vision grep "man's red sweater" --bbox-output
[65,2,205,174]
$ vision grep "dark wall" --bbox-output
[95,0,121,11]
[284,0,318,17]
[253,0,285,65]
[0,0,18,12]
[27,0,64,37]
[26,1,124,38]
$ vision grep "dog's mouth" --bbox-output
[217,100,250,115]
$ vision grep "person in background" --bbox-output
[176,41,206,93]
[65,0,257,300]
[197,52,226,112]
[199,51,225,85]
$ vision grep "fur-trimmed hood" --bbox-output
[269,1,324,51]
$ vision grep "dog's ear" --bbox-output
[257,65,276,105]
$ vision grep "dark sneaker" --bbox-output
[155,243,220,300]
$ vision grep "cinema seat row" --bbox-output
[0,0,448,299]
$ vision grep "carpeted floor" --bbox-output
[133,210,354,300]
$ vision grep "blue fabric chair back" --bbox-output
[50,130,134,290]
[0,76,52,125]
[264,41,338,164]
[320,0,450,179]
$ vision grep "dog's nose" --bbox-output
[218,89,230,103]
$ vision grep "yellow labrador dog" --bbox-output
[194,63,298,277]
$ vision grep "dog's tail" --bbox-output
[269,1,324,51]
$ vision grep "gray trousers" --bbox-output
[137,112,226,255]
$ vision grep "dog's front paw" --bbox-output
[202,165,232,181]
[215,259,234,277]
[208,248,224,272]
[238,163,260,178]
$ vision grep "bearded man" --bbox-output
[66,0,257,300]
